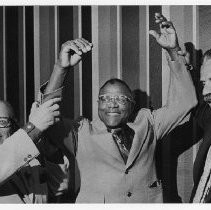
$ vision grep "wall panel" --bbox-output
[122,6,140,91]
[25,6,35,120]
[5,6,20,120]
[0,7,4,100]
[58,6,74,119]
[149,5,162,109]
[82,6,92,120]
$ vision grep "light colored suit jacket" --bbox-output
[42,56,197,203]
[0,129,69,203]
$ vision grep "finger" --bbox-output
[49,103,60,112]
[30,102,39,113]
[74,39,88,53]
[42,98,62,108]
[149,30,160,40]
[161,21,174,29]
[62,41,82,56]
[52,111,61,117]
[155,13,167,21]
[76,39,92,52]
[80,38,93,48]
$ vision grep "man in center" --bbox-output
[40,13,197,202]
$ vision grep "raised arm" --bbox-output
[149,13,197,139]
[44,38,93,94]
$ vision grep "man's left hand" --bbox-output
[149,13,180,55]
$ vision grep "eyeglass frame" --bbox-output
[98,94,135,105]
[0,117,15,128]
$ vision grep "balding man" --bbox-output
[0,98,69,203]
[40,13,197,203]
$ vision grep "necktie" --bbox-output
[112,131,129,164]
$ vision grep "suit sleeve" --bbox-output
[152,55,197,140]
[0,129,39,185]
[37,82,77,195]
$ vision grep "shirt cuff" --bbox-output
[22,122,42,145]
[38,81,64,105]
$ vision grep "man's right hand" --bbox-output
[57,38,93,68]
[29,98,61,132]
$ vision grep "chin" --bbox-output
[105,121,123,129]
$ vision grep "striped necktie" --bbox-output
[110,126,134,164]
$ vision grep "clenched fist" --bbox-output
[57,38,93,68]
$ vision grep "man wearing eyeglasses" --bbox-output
[39,13,197,202]
[0,98,70,203]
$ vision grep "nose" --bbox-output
[107,99,119,108]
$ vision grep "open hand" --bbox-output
[149,13,179,51]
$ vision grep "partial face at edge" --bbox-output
[200,59,211,105]
[98,82,133,129]
[0,102,14,144]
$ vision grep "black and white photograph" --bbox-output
[0,2,211,207]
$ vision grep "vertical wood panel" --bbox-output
[34,6,40,100]
[199,6,211,52]
[0,7,4,100]
[122,6,140,91]
[58,6,74,119]
[139,5,148,109]
[18,6,25,126]
[25,6,34,120]
[98,6,118,87]
[149,5,162,109]
[109,6,118,79]
[73,6,81,119]
[91,6,99,120]
[82,6,92,120]
[5,6,20,119]
[161,6,170,106]
[117,6,122,79]
[39,6,55,84]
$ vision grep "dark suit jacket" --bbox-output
[190,102,211,202]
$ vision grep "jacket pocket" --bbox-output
[147,180,163,202]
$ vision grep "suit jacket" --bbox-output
[0,128,69,203]
[190,102,211,202]
[41,56,197,203]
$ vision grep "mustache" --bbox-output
[204,94,211,103]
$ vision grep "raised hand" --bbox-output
[149,13,180,52]
[29,98,61,132]
[58,38,93,68]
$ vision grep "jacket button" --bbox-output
[28,154,32,158]
[127,192,132,197]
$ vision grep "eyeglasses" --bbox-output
[0,117,14,128]
[98,95,134,105]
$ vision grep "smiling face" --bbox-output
[98,81,134,129]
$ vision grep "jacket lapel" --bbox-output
[91,119,125,164]
[126,121,149,169]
